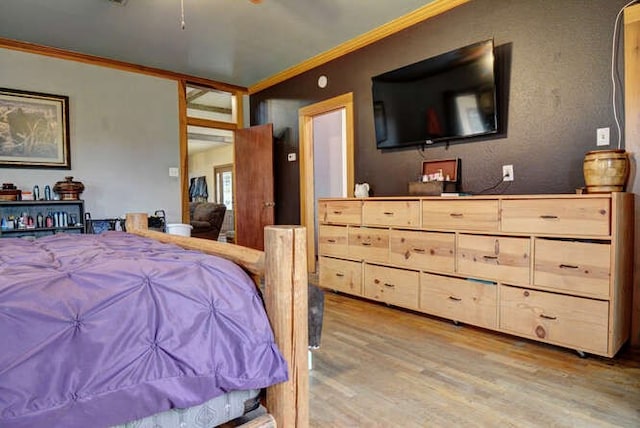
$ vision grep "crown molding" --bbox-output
[248,0,470,94]
[0,37,247,94]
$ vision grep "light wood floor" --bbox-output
[309,292,640,427]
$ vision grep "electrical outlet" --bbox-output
[502,165,514,181]
[597,127,610,146]
[168,167,179,177]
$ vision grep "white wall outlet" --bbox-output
[169,167,179,177]
[597,127,610,146]
[287,153,297,162]
[502,164,514,181]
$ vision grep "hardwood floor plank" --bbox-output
[310,292,640,427]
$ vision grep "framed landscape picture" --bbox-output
[0,87,70,168]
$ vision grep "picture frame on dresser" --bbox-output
[0,87,71,169]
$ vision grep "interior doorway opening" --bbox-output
[299,93,355,273]
[179,81,243,225]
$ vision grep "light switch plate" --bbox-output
[169,167,179,177]
[502,164,514,181]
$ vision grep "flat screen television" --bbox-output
[372,39,497,149]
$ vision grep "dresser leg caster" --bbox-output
[576,350,587,358]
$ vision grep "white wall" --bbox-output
[313,109,345,199]
[0,48,181,222]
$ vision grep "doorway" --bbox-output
[299,93,355,272]
[179,81,242,224]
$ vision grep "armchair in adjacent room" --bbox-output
[189,202,227,240]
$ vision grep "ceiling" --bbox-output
[0,0,445,89]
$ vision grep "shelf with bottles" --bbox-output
[1,225,84,234]
[0,200,85,238]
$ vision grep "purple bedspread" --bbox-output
[0,232,288,428]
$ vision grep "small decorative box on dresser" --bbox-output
[318,193,634,357]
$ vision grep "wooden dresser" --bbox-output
[317,193,634,357]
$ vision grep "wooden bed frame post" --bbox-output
[264,226,309,428]
[127,222,309,427]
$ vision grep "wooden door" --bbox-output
[234,124,274,250]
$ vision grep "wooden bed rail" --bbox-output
[128,228,265,276]
[128,223,309,428]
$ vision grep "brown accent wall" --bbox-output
[251,0,628,225]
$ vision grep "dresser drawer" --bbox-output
[363,200,420,227]
[422,200,499,231]
[364,264,419,309]
[534,239,611,298]
[348,227,389,263]
[420,273,497,329]
[501,198,610,236]
[319,200,362,225]
[389,230,455,273]
[499,285,609,355]
[318,225,348,257]
[319,257,362,296]
[457,234,530,284]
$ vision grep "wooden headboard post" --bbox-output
[127,222,309,427]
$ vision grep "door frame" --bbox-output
[179,80,244,223]
[299,92,355,273]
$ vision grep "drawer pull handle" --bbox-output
[540,314,557,320]
[449,213,464,217]
[540,215,559,219]
[483,255,498,260]
[327,239,336,243]
[448,296,462,301]
[383,211,395,216]
[361,242,372,246]
[559,264,579,269]
[333,210,343,215]
[335,273,345,277]
[384,283,395,288]
[412,248,426,253]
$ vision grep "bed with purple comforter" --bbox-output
[0,232,288,428]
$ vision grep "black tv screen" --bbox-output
[372,40,497,149]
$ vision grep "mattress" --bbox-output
[111,389,260,428]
